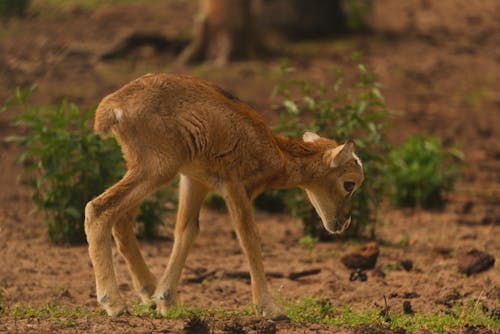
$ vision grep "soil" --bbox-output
[0,1,499,333]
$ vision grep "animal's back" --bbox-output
[94,73,283,184]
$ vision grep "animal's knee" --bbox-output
[84,201,111,241]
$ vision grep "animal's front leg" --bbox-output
[152,175,208,314]
[223,183,289,321]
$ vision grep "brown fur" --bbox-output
[85,73,364,319]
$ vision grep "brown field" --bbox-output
[0,1,498,333]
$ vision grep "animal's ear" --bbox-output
[324,141,355,168]
[303,131,321,143]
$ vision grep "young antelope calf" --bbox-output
[85,73,364,320]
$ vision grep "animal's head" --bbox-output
[302,131,364,234]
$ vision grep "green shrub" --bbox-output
[387,135,463,209]
[0,0,30,17]
[7,88,173,244]
[262,64,390,239]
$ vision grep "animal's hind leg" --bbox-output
[85,168,174,316]
[152,175,208,314]
[112,206,157,304]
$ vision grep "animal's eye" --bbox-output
[343,181,355,193]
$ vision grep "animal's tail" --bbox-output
[93,97,123,136]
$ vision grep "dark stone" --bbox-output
[183,316,210,334]
[458,249,495,276]
[402,292,420,299]
[222,319,246,334]
[461,201,474,214]
[436,288,462,307]
[400,259,413,271]
[341,242,380,270]
[403,301,414,314]
[349,268,368,282]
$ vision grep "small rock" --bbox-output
[349,268,367,282]
[59,289,72,298]
[222,319,246,334]
[461,201,474,214]
[341,242,380,270]
[436,288,461,307]
[183,316,210,334]
[400,259,413,271]
[480,208,500,225]
[373,265,386,278]
[252,319,276,334]
[458,249,495,276]
[434,247,453,256]
[402,292,420,299]
[403,301,414,314]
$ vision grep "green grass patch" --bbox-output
[4,298,498,332]
[129,299,255,319]
[8,302,97,319]
[284,297,499,332]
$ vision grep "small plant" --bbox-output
[299,235,318,262]
[7,88,173,244]
[268,63,391,238]
[344,0,372,31]
[387,135,463,209]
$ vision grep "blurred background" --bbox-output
[1,0,498,162]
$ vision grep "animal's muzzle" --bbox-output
[324,217,352,234]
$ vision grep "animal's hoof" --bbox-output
[258,295,288,321]
[98,294,127,317]
[102,301,127,317]
[151,290,177,315]
[139,283,157,304]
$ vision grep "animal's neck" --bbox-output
[269,135,323,189]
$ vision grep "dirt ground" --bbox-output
[0,1,499,333]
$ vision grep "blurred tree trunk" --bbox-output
[260,0,350,40]
[178,0,261,66]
